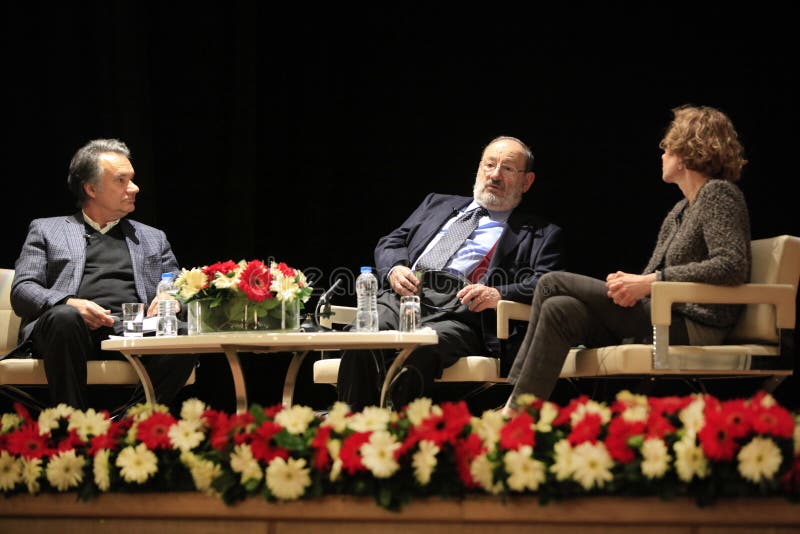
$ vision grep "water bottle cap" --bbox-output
[360,266,373,273]
[161,273,174,280]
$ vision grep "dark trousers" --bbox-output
[30,305,197,410]
[336,286,483,411]
[506,271,690,403]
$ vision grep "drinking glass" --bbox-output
[122,302,145,337]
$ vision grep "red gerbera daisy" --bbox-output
[249,420,288,463]
[499,412,536,451]
[136,412,177,450]
[7,423,50,459]
[238,260,273,302]
[339,431,371,475]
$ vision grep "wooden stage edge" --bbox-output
[1,493,799,532]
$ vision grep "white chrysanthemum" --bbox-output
[678,396,706,440]
[640,438,670,480]
[361,431,401,478]
[515,393,538,407]
[412,439,439,486]
[116,443,158,484]
[270,272,300,302]
[212,270,240,290]
[758,393,777,408]
[21,457,42,494]
[45,449,85,491]
[180,398,208,423]
[406,397,440,426]
[794,415,800,456]
[126,402,170,422]
[472,410,505,447]
[0,450,22,491]
[348,406,392,433]
[266,457,311,500]
[504,445,546,492]
[571,441,614,490]
[275,405,316,435]
[550,439,574,481]
[169,419,205,451]
[181,451,222,495]
[622,404,650,423]
[673,436,709,482]
[615,389,648,406]
[330,458,343,482]
[93,449,111,491]
[230,443,263,484]
[536,402,559,433]
[570,400,611,427]
[321,402,351,433]
[37,404,74,435]
[175,268,210,300]
[68,408,110,441]
[2,413,22,433]
[737,437,783,484]
[470,453,503,495]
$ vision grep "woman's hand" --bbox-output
[605,271,657,307]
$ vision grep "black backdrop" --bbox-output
[3,3,798,410]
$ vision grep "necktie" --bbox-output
[416,207,488,271]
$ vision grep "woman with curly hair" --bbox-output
[502,105,751,416]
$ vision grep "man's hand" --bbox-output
[456,284,500,312]
[65,297,115,330]
[389,265,421,296]
[147,296,181,317]
[605,271,656,307]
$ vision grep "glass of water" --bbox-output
[122,302,145,337]
[399,295,421,332]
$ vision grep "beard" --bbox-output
[473,178,524,211]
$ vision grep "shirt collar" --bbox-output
[466,200,512,223]
[82,211,121,234]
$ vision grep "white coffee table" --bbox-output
[102,330,438,413]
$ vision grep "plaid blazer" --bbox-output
[9,212,179,345]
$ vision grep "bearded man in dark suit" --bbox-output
[337,136,565,411]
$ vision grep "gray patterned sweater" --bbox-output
[642,179,751,328]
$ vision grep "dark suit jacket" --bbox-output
[374,193,564,369]
[9,212,180,351]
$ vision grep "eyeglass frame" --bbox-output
[480,159,528,177]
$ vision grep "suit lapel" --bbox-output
[64,213,87,294]
[486,210,531,275]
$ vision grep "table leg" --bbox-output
[223,348,248,414]
[379,346,417,408]
[282,351,309,407]
[119,353,155,405]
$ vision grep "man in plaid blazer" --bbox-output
[7,139,196,410]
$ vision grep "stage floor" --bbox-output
[1,493,799,533]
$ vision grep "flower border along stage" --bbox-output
[1,391,799,511]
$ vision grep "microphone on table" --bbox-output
[301,278,344,332]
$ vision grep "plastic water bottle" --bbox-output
[156,273,178,337]
[355,266,379,332]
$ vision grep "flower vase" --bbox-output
[187,297,300,334]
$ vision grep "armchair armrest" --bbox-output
[496,300,531,339]
[650,282,796,329]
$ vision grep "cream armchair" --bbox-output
[0,268,194,411]
[558,235,799,390]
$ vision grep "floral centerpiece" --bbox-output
[1,391,799,510]
[174,259,312,333]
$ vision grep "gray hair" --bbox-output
[67,138,131,207]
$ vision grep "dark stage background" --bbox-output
[3,4,798,411]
